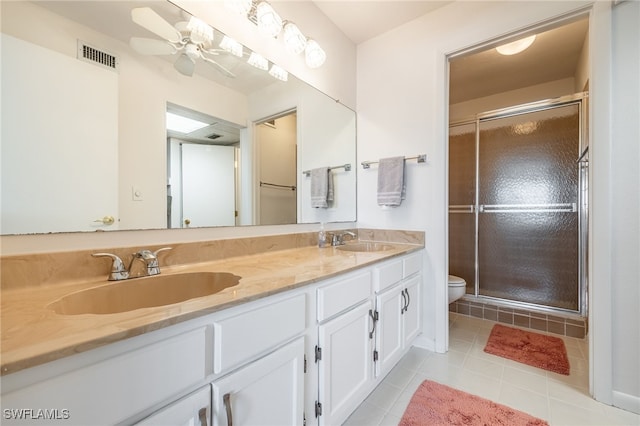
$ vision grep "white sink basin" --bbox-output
[49,272,241,315]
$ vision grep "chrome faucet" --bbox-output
[93,247,172,281]
[331,231,357,246]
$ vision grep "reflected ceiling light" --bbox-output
[166,111,209,133]
[282,21,307,54]
[513,121,538,135]
[305,39,326,68]
[224,0,252,16]
[256,1,282,38]
[269,64,288,81]
[186,16,213,45]
[496,35,536,55]
[219,35,243,57]
[248,52,269,70]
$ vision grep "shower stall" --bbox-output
[449,93,588,318]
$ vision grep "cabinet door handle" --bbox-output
[368,309,378,339]
[223,393,233,426]
[198,407,209,426]
[404,288,411,311]
[401,290,407,314]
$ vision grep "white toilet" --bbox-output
[448,275,466,303]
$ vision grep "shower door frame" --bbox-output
[450,92,588,316]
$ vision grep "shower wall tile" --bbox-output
[449,299,586,339]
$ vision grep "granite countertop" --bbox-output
[1,242,422,376]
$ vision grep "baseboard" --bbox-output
[613,390,640,415]
[412,335,437,352]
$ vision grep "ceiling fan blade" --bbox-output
[131,7,182,44]
[130,37,177,55]
[174,54,195,77]
[200,55,236,79]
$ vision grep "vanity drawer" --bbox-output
[317,270,372,322]
[403,252,422,278]
[1,327,208,426]
[213,294,306,374]
[374,259,403,292]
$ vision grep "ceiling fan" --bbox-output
[129,7,235,78]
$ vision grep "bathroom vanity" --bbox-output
[0,234,423,425]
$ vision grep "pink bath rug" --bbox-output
[484,324,570,375]
[399,380,548,426]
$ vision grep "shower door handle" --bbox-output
[479,203,576,213]
[449,205,474,213]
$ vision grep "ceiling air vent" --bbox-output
[77,40,118,72]
[206,133,222,140]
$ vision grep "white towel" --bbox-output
[310,167,334,208]
[377,156,406,207]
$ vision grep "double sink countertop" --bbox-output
[1,240,422,376]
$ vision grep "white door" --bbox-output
[211,338,304,426]
[136,386,210,426]
[375,284,404,377]
[181,143,235,227]
[402,275,422,346]
[318,302,373,426]
[1,34,118,234]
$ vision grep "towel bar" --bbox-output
[302,163,352,176]
[361,154,426,169]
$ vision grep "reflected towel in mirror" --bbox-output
[310,167,334,208]
[377,156,406,207]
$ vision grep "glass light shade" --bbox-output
[224,0,253,16]
[219,36,243,57]
[257,2,282,37]
[187,16,213,44]
[496,35,536,55]
[248,52,268,70]
[269,64,288,81]
[305,39,326,68]
[283,22,307,54]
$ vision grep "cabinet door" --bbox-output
[318,301,373,426]
[211,338,304,426]
[375,284,404,377]
[402,275,422,346]
[137,386,210,426]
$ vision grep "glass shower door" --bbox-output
[477,104,580,310]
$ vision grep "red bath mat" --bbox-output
[484,324,570,375]
[399,380,548,426]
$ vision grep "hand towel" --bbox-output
[310,167,334,208]
[377,156,406,207]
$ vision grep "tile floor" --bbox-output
[344,313,640,426]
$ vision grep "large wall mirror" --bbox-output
[0,0,356,235]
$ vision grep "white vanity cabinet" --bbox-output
[211,338,305,426]
[373,252,423,377]
[136,386,211,426]
[315,270,374,426]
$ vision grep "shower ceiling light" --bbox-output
[496,35,536,55]
[283,21,307,54]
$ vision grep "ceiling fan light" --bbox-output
[305,39,326,68]
[220,35,243,57]
[269,64,288,81]
[224,0,253,16]
[256,2,282,38]
[174,53,195,76]
[283,21,307,54]
[248,52,269,70]
[496,35,536,55]
[187,16,213,44]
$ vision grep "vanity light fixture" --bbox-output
[305,39,326,68]
[282,21,307,54]
[269,64,288,81]
[256,1,283,37]
[248,52,269,70]
[224,0,326,68]
[219,35,243,57]
[496,35,536,55]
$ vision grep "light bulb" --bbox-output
[305,39,326,68]
[219,36,243,57]
[256,2,282,38]
[283,21,307,55]
[269,64,288,81]
[248,52,268,70]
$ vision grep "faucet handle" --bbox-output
[92,252,129,281]
[153,247,172,257]
[145,247,172,276]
